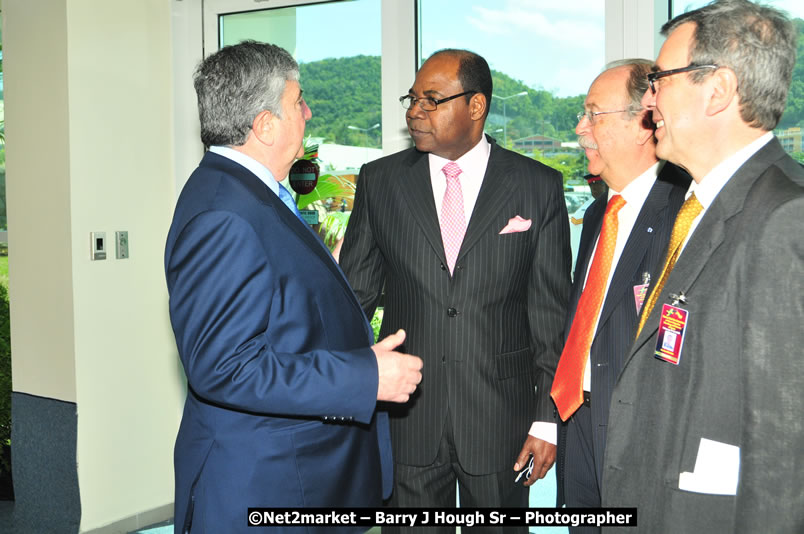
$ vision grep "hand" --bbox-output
[373,329,423,403]
[513,436,556,486]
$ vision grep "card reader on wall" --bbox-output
[91,231,106,260]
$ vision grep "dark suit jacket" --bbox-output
[339,137,571,475]
[165,152,392,533]
[556,163,690,505]
[602,139,804,533]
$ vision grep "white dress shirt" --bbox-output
[581,161,663,391]
[680,132,773,255]
[209,145,279,196]
[428,136,491,220]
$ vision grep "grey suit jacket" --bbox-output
[340,137,571,474]
[556,162,690,505]
[602,138,804,533]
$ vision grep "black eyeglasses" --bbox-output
[399,91,476,111]
[647,64,718,94]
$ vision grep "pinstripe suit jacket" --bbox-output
[340,137,571,475]
[556,162,690,505]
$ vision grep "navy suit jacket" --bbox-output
[556,162,690,505]
[165,152,392,533]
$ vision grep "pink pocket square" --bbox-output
[499,215,532,234]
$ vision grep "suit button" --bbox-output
[441,355,446,363]
[447,308,457,317]
[440,263,447,270]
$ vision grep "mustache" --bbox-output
[578,136,598,150]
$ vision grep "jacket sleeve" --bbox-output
[527,169,572,422]
[340,164,386,322]
[735,195,804,533]
[166,210,379,423]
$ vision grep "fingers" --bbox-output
[374,347,422,403]
[513,445,531,472]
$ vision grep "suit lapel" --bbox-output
[398,149,449,266]
[596,167,680,330]
[458,141,516,261]
[565,196,605,335]
[627,141,784,357]
[201,152,364,321]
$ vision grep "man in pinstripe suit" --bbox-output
[340,49,571,530]
[551,60,689,533]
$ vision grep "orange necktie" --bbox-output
[551,195,626,421]
[635,192,703,338]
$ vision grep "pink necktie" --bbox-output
[440,162,466,274]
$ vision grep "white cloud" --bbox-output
[466,2,604,47]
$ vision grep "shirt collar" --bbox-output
[608,160,662,210]
[428,135,491,174]
[690,131,773,208]
[209,145,279,196]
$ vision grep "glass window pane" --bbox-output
[671,0,804,161]
[219,0,382,172]
[418,0,605,271]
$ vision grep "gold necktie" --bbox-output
[636,193,703,338]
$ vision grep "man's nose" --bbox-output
[641,87,656,110]
[575,115,589,136]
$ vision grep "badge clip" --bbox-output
[669,292,687,306]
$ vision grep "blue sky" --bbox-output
[287,0,803,98]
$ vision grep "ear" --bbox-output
[469,93,488,121]
[705,67,739,117]
[250,110,276,146]
[635,111,654,146]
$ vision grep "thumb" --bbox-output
[376,329,406,351]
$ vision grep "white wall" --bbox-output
[5,0,185,531]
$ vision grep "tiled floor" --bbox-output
[132,466,567,534]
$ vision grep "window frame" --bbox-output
[171,0,671,195]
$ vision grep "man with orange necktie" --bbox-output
[549,60,689,533]
[340,49,570,531]
[602,2,804,532]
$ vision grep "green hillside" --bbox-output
[299,55,586,148]
[298,23,804,152]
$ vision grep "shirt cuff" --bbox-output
[528,421,557,445]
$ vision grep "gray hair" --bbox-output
[604,58,654,118]
[662,0,796,130]
[194,40,300,147]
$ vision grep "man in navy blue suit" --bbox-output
[165,41,422,533]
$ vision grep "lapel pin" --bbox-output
[669,292,687,306]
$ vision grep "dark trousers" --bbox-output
[385,410,528,533]
[563,402,601,534]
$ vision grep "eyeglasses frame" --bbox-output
[647,64,718,94]
[576,108,641,125]
[399,90,477,112]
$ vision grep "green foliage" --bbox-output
[777,18,804,130]
[532,150,588,184]
[370,308,383,343]
[299,56,382,147]
[296,173,355,210]
[320,211,350,250]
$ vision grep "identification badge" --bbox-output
[633,284,649,313]
[654,303,689,365]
